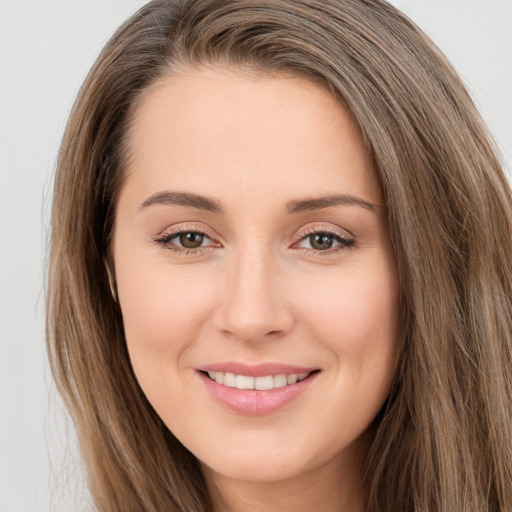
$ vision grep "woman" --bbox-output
[46,0,512,510]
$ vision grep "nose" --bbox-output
[213,247,294,343]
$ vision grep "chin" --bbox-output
[200,453,309,483]
[194,430,342,485]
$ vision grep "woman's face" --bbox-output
[113,67,400,486]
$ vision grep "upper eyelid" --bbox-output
[294,224,354,241]
[157,223,217,240]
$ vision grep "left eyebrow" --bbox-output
[285,194,382,213]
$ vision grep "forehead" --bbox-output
[121,66,381,208]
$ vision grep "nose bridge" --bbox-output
[216,240,293,342]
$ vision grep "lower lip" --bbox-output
[197,371,320,415]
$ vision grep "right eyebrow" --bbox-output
[139,191,225,214]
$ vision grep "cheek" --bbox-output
[293,255,401,422]
[297,261,400,350]
[289,259,400,443]
[115,248,216,392]
[120,272,203,346]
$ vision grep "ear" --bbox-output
[104,259,117,303]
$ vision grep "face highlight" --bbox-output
[113,67,400,502]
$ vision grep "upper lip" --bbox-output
[198,361,319,377]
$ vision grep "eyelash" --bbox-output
[293,227,355,256]
[153,224,218,257]
[153,225,355,257]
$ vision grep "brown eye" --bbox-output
[154,228,219,254]
[179,232,205,249]
[293,229,354,254]
[309,233,335,250]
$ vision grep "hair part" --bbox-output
[47,1,512,510]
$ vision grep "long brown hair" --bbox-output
[47,1,512,510]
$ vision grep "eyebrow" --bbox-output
[140,191,225,213]
[139,190,381,214]
[284,194,381,213]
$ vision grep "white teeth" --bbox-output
[255,375,274,390]
[273,374,288,388]
[207,370,313,390]
[287,373,298,384]
[235,375,255,389]
[223,372,236,387]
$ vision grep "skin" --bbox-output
[113,66,401,512]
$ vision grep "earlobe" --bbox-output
[105,260,118,303]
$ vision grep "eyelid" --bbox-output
[293,223,355,244]
[153,223,223,256]
[156,223,219,242]
[290,223,356,257]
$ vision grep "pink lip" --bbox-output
[196,362,320,415]
[198,361,317,377]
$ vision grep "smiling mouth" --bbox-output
[199,370,320,391]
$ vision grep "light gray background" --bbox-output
[0,1,511,511]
